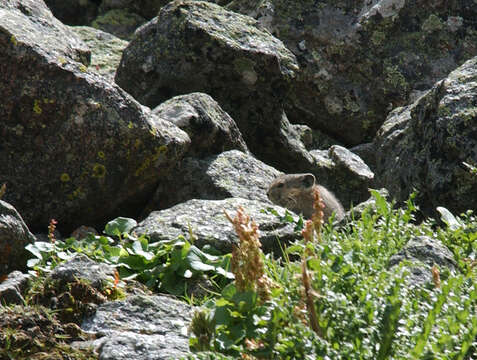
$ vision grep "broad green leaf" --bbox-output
[56,251,71,260]
[104,217,137,236]
[183,269,193,278]
[216,266,235,279]
[130,240,154,261]
[27,258,40,268]
[25,242,55,259]
[186,246,216,272]
[436,206,461,230]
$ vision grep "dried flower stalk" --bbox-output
[225,206,275,302]
[300,186,325,336]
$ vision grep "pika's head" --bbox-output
[267,173,316,206]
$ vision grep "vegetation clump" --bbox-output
[188,191,477,359]
[1,192,476,359]
[0,304,96,360]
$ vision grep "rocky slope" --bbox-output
[1,0,476,358]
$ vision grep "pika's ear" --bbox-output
[302,174,315,188]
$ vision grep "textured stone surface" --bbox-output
[50,254,116,291]
[147,150,280,212]
[81,294,192,360]
[70,26,128,83]
[135,198,301,254]
[310,145,375,209]
[374,56,477,216]
[0,201,36,274]
[153,92,248,157]
[1,0,90,65]
[389,235,457,287]
[0,271,32,305]
[227,0,477,145]
[115,0,313,172]
[0,0,191,233]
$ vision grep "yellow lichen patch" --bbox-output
[157,145,168,155]
[92,163,106,178]
[68,186,85,200]
[43,98,55,104]
[128,121,134,129]
[97,151,105,160]
[79,64,88,73]
[33,100,42,115]
[60,173,71,182]
[10,35,17,46]
[133,139,142,150]
[134,145,168,177]
[0,183,6,199]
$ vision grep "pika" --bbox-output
[267,173,345,222]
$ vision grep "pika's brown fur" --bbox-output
[267,173,345,222]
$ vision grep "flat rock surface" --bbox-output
[148,150,281,211]
[81,294,192,360]
[135,198,301,254]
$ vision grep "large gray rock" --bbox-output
[0,0,191,233]
[374,56,477,216]
[50,254,116,291]
[1,0,90,65]
[0,271,32,305]
[152,93,248,157]
[134,198,301,254]
[389,235,457,287]
[227,0,477,145]
[81,294,192,360]
[146,150,280,212]
[115,0,313,172]
[0,201,36,274]
[310,145,375,209]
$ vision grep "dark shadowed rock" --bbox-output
[115,0,313,172]
[99,0,163,21]
[0,271,32,305]
[99,0,232,21]
[152,92,248,157]
[0,201,36,274]
[310,145,375,209]
[374,56,477,216]
[81,294,192,360]
[135,198,301,254]
[44,0,98,26]
[0,0,191,233]
[91,9,146,40]
[350,142,377,172]
[227,0,477,145]
[146,150,280,212]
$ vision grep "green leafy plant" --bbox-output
[189,192,477,359]
[25,218,234,298]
